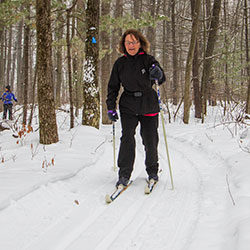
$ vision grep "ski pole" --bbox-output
[156,79,174,190]
[112,121,118,171]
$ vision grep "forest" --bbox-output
[0,0,250,144]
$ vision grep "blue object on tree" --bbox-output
[92,37,97,44]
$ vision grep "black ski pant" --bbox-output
[3,103,13,120]
[117,112,159,180]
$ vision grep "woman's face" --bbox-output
[124,34,141,56]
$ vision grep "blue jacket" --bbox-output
[0,91,17,104]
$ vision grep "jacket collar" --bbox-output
[124,49,145,59]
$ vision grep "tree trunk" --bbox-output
[6,25,12,85]
[74,0,85,118]
[244,0,250,113]
[28,65,37,127]
[171,0,179,105]
[10,40,16,87]
[55,1,63,108]
[111,0,123,65]
[223,0,230,107]
[82,0,100,128]
[23,4,30,125]
[240,14,245,102]
[66,9,74,129]
[133,0,141,19]
[36,0,58,144]
[16,17,23,103]
[147,0,156,56]
[183,0,201,124]
[201,0,222,121]
[193,37,202,118]
[163,0,171,69]
[0,0,6,90]
[0,28,5,89]
[29,36,34,102]
[101,0,111,125]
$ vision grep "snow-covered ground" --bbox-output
[0,105,249,250]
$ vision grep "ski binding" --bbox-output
[105,181,133,204]
[144,179,157,194]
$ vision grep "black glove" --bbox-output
[149,65,163,81]
[107,110,119,122]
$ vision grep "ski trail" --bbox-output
[23,124,207,250]
[91,143,203,250]
[62,129,203,250]
[63,136,147,250]
[22,137,116,250]
[167,131,232,250]
[23,128,146,250]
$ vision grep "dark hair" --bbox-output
[117,29,150,54]
[5,85,11,91]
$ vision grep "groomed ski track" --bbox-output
[22,123,229,250]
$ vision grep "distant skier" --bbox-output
[0,85,17,120]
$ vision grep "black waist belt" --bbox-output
[124,90,143,97]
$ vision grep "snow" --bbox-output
[0,105,249,250]
[83,58,96,85]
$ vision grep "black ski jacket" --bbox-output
[106,50,166,115]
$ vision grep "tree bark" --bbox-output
[133,0,141,19]
[82,0,100,128]
[193,37,202,118]
[171,0,179,105]
[10,39,16,87]
[36,0,58,144]
[147,0,156,56]
[28,65,37,127]
[244,0,250,113]
[16,17,23,102]
[223,0,229,107]
[0,0,6,90]
[201,0,222,121]
[74,0,85,118]
[23,4,30,125]
[66,8,74,129]
[183,0,201,124]
[111,0,123,65]
[0,28,5,89]
[101,0,111,125]
[55,0,63,108]
[6,25,12,86]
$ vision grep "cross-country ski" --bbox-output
[105,181,133,203]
